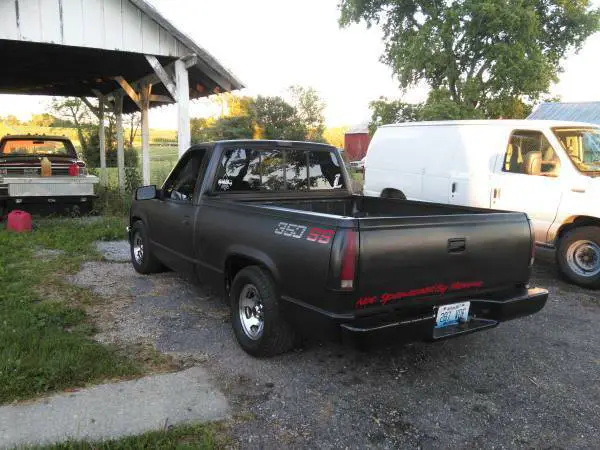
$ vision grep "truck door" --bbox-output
[149,149,207,276]
[490,129,563,244]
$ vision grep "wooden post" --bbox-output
[97,93,107,186]
[114,93,125,194]
[140,82,152,185]
[175,59,191,158]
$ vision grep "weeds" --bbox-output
[0,217,140,404]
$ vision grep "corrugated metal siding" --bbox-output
[528,102,600,125]
[0,0,188,57]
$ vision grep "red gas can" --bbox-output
[7,210,32,232]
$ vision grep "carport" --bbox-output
[0,0,243,190]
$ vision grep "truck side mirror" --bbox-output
[135,185,157,200]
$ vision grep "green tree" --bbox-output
[368,97,423,134]
[252,96,307,140]
[49,98,94,152]
[323,126,349,148]
[29,113,57,127]
[340,0,600,118]
[1,115,20,126]
[289,85,326,141]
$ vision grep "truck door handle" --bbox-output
[493,188,501,199]
[448,238,466,253]
[451,182,457,193]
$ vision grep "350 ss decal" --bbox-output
[274,222,334,245]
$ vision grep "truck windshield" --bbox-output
[553,127,600,172]
[0,139,75,157]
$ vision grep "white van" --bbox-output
[364,120,600,288]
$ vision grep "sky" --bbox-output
[0,0,599,129]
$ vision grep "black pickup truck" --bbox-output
[128,140,548,356]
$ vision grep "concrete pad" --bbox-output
[0,367,229,449]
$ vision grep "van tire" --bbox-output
[556,226,600,289]
[230,266,297,357]
[381,189,406,200]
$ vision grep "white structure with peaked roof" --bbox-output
[0,0,244,189]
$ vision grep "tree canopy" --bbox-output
[191,87,328,144]
[340,0,600,119]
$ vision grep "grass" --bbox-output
[0,216,141,404]
[29,423,225,450]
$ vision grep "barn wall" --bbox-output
[0,0,187,57]
[344,133,371,161]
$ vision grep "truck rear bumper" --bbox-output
[282,288,548,343]
[1,196,97,215]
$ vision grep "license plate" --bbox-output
[435,302,470,328]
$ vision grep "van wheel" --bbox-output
[381,189,406,200]
[556,226,600,289]
[130,221,164,274]
[230,266,297,357]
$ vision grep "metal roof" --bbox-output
[527,102,600,125]
[0,0,243,113]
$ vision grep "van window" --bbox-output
[503,130,560,177]
[553,127,600,173]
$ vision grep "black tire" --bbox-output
[230,266,297,357]
[130,220,164,274]
[381,189,407,200]
[556,226,600,289]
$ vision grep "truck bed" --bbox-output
[257,195,499,218]
[235,195,533,316]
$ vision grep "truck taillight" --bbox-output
[68,163,79,176]
[340,230,357,290]
[527,217,535,266]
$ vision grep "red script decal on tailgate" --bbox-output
[355,281,483,309]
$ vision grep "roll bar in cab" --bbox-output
[128,140,548,356]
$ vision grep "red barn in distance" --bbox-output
[343,124,371,162]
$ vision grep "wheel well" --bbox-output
[381,188,406,200]
[557,216,600,240]
[129,217,143,241]
[225,255,267,294]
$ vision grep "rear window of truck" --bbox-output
[214,147,345,193]
[1,139,75,157]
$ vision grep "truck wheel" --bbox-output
[230,266,297,357]
[130,221,164,274]
[556,226,600,289]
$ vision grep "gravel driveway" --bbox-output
[73,244,600,449]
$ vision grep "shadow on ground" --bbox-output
[70,243,600,449]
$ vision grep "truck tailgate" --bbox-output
[354,213,532,310]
